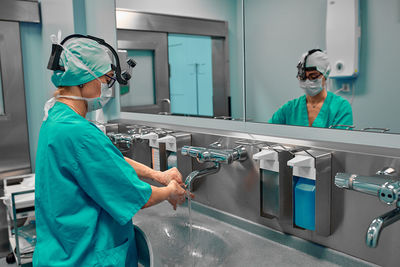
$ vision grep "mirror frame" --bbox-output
[116,8,400,156]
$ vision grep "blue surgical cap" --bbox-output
[51,38,112,87]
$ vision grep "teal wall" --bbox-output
[20,0,76,172]
[244,0,400,133]
[116,0,244,119]
[20,0,117,171]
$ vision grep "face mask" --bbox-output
[299,78,324,97]
[57,82,112,112]
[43,81,112,121]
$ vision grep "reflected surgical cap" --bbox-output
[305,50,331,78]
[51,38,112,87]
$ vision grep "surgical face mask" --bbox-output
[57,82,112,112]
[299,78,324,97]
[43,83,112,121]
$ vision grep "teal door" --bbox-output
[168,34,213,116]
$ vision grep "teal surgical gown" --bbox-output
[268,91,353,128]
[33,102,152,266]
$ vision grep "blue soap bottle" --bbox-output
[288,155,316,231]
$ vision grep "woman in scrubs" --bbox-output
[33,37,186,266]
[268,49,353,129]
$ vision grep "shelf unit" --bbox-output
[3,174,35,266]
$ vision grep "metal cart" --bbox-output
[2,174,35,266]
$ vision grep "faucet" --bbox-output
[181,145,247,164]
[107,126,156,149]
[159,98,171,115]
[184,162,221,190]
[181,145,247,190]
[335,168,400,248]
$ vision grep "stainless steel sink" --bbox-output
[142,215,230,267]
[132,201,377,267]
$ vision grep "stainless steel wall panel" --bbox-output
[113,119,400,266]
[212,38,229,116]
[0,21,31,176]
[116,10,227,37]
[0,21,31,256]
[0,0,40,23]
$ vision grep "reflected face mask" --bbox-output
[299,78,323,97]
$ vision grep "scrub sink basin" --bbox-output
[133,201,376,267]
[142,216,229,266]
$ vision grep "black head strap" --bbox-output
[296,48,322,80]
[47,34,135,85]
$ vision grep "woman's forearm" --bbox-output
[124,156,162,182]
[142,185,170,209]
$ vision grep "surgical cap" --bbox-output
[51,38,112,87]
[305,50,331,78]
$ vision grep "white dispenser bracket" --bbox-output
[157,135,177,152]
[253,149,279,172]
[287,154,316,180]
[141,133,159,148]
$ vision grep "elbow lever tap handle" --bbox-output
[181,145,247,164]
[335,173,400,206]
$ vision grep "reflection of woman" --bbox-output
[268,49,353,129]
[34,37,186,266]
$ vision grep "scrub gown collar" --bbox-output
[302,91,333,127]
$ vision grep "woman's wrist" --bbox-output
[153,170,164,183]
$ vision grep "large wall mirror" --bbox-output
[116,0,399,135]
[116,9,241,119]
[244,0,400,134]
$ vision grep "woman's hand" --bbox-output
[167,180,186,210]
[158,167,184,186]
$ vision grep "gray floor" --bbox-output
[0,257,31,267]
[0,257,16,267]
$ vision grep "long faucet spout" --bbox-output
[366,207,400,248]
[185,162,221,191]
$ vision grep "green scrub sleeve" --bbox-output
[74,125,152,225]
[268,102,288,124]
[332,100,353,128]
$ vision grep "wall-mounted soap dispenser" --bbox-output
[287,150,332,236]
[253,147,294,224]
[141,131,168,171]
[157,132,192,179]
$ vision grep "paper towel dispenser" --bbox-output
[326,0,361,78]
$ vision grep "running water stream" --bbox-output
[186,188,195,267]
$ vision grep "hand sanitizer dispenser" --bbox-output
[253,147,294,222]
[287,150,332,236]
